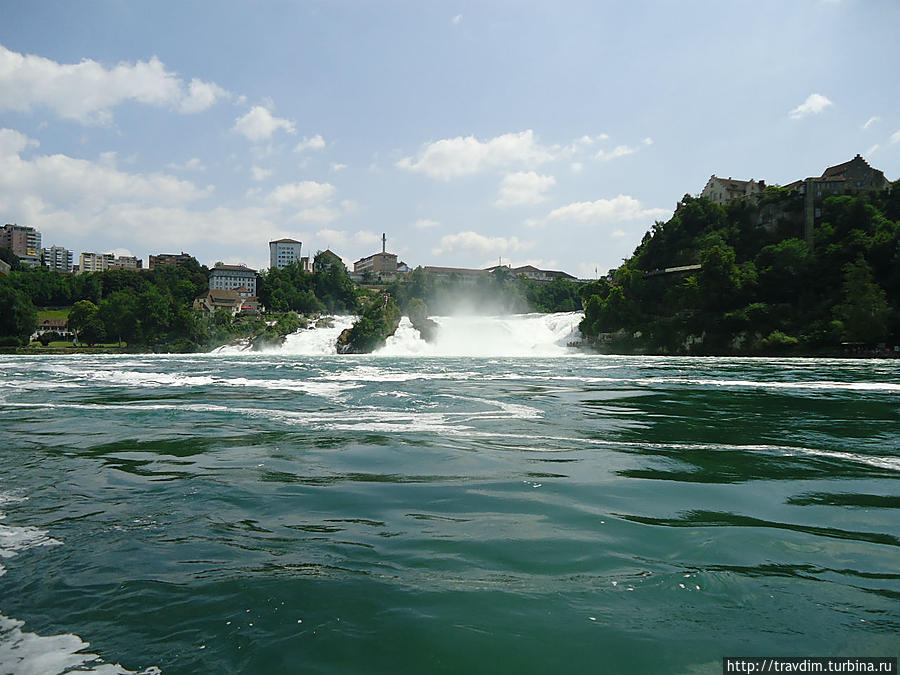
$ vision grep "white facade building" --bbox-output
[79,252,116,273]
[209,264,258,295]
[269,239,302,270]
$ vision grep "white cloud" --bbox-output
[890,130,900,145]
[266,180,335,206]
[788,93,833,119]
[0,128,211,209]
[495,171,556,208]
[432,231,532,256]
[315,229,381,248]
[596,144,637,162]
[570,162,583,173]
[452,14,463,24]
[397,130,556,180]
[0,44,229,124]
[233,106,295,142]
[866,144,880,156]
[642,137,654,146]
[167,157,206,171]
[179,78,229,114]
[251,165,272,181]
[862,116,880,130]
[547,195,670,224]
[414,218,440,229]
[611,229,627,238]
[0,128,359,261]
[295,134,326,153]
[331,162,347,172]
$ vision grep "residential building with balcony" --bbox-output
[149,252,194,269]
[41,246,74,274]
[1,224,42,267]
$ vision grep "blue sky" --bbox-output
[1,0,898,277]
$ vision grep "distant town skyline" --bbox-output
[1,1,898,277]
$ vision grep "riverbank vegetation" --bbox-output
[578,185,900,355]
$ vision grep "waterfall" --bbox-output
[378,312,583,357]
[215,312,583,357]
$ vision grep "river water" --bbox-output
[1,313,898,673]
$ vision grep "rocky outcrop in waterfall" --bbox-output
[336,295,402,354]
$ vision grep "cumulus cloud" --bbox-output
[0,128,211,210]
[0,44,229,124]
[397,130,556,180]
[266,180,335,206]
[789,93,833,119]
[295,134,326,153]
[547,195,670,224]
[414,218,440,229]
[432,231,532,256]
[179,78,229,114]
[495,171,556,207]
[331,162,347,172]
[233,106,296,142]
[890,130,900,145]
[0,127,353,259]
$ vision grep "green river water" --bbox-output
[0,314,897,673]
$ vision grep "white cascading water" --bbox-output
[216,312,583,357]
[379,312,584,356]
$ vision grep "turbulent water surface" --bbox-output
[1,313,898,673]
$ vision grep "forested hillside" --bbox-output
[579,184,900,355]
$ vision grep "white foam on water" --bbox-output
[0,495,61,578]
[0,495,159,674]
[278,315,357,355]
[317,365,481,383]
[0,614,161,675]
[377,312,583,357]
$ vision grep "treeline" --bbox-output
[0,256,210,349]
[383,267,583,315]
[257,250,360,314]
[579,184,900,354]
[0,248,365,351]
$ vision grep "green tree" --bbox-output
[0,285,37,345]
[834,257,890,343]
[100,290,141,346]
[69,299,109,345]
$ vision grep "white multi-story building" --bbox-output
[41,246,74,273]
[269,238,303,270]
[209,263,258,295]
[78,252,143,273]
[79,252,116,273]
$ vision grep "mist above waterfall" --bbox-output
[380,313,583,356]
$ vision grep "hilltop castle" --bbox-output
[701,155,892,248]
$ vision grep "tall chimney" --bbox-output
[382,233,386,253]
